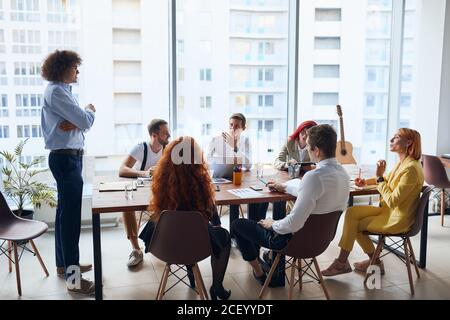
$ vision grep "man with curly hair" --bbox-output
[41,50,96,295]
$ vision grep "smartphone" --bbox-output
[250,185,263,191]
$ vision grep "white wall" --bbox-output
[437,0,450,155]
[414,0,447,155]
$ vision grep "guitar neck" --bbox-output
[339,116,346,146]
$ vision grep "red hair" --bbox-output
[398,128,422,161]
[149,136,215,222]
[289,120,318,141]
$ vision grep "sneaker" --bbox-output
[67,277,95,296]
[353,259,385,275]
[127,249,144,268]
[321,259,353,277]
[57,263,92,277]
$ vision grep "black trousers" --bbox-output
[231,218,291,262]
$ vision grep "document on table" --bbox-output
[227,188,265,199]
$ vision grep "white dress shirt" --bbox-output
[207,133,252,170]
[272,158,350,235]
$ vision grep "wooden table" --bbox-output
[91,170,430,300]
[91,170,295,300]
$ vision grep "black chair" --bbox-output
[0,191,49,296]
[363,186,433,295]
[259,211,343,300]
[149,210,211,300]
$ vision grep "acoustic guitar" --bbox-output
[336,105,357,164]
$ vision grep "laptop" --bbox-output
[209,156,241,180]
[210,163,235,179]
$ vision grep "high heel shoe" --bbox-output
[209,286,231,300]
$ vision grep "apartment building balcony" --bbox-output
[229,58,286,66]
[113,44,142,61]
[114,107,143,124]
[229,87,286,93]
[312,78,341,91]
[112,12,141,29]
[241,105,285,117]
[229,32,287,40]
[314,22,342,37]
[114,76,142,93]
[230,0,289,10]
[313,51,341,64]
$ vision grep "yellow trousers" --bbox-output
[338,205,387,254]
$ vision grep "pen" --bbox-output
[258,178,268,186]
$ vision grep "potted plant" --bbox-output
[1,139,57,219]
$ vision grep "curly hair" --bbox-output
[41,50,82,82]
[149,136,215,222]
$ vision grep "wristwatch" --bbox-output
[376,176,385,183]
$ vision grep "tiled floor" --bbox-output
[1,210,450,300]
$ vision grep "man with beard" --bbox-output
[118,119,170,267]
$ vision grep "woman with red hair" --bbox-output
[274,120,317,170]
[139,136,231,300]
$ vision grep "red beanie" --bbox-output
[289,120,318,141]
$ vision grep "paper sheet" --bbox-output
[227,188,265,199]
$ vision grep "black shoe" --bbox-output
[209,286,231,300]
[252,270,267,286]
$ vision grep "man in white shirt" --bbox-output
[118,119,170,267]
[231,124,350,285]
[207,113,252,170]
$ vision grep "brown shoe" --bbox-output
[57,263,93,277]
[67,277,95,296]
[321,259,353,277]
[353,259,385,275]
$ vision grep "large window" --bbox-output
[174,0,291,163]
[0,0,80,172]
[0,0,430,174]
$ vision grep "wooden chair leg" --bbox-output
[218,206,223,217]
[313,258,330,300]
[156,264,168,299]
[12,242,22,296]
[364,237,384,287]
[404,240,415,295]
[29,240,49,277]
[239,205,244,218]
[192,264,207,300]
[441,189,445,227]
[157,264,170,300]
[258,253,281,299]
[406,238,420,279]
[297,259,302,291]
[8,241,12,273]
[137,211,144,229]
[288,258,296,300]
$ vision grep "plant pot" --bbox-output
[13,209,34,220]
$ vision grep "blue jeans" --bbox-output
[49,153,83,277]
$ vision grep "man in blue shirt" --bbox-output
[41,50,96,295]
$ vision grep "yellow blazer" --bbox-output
[366,156,424,234]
